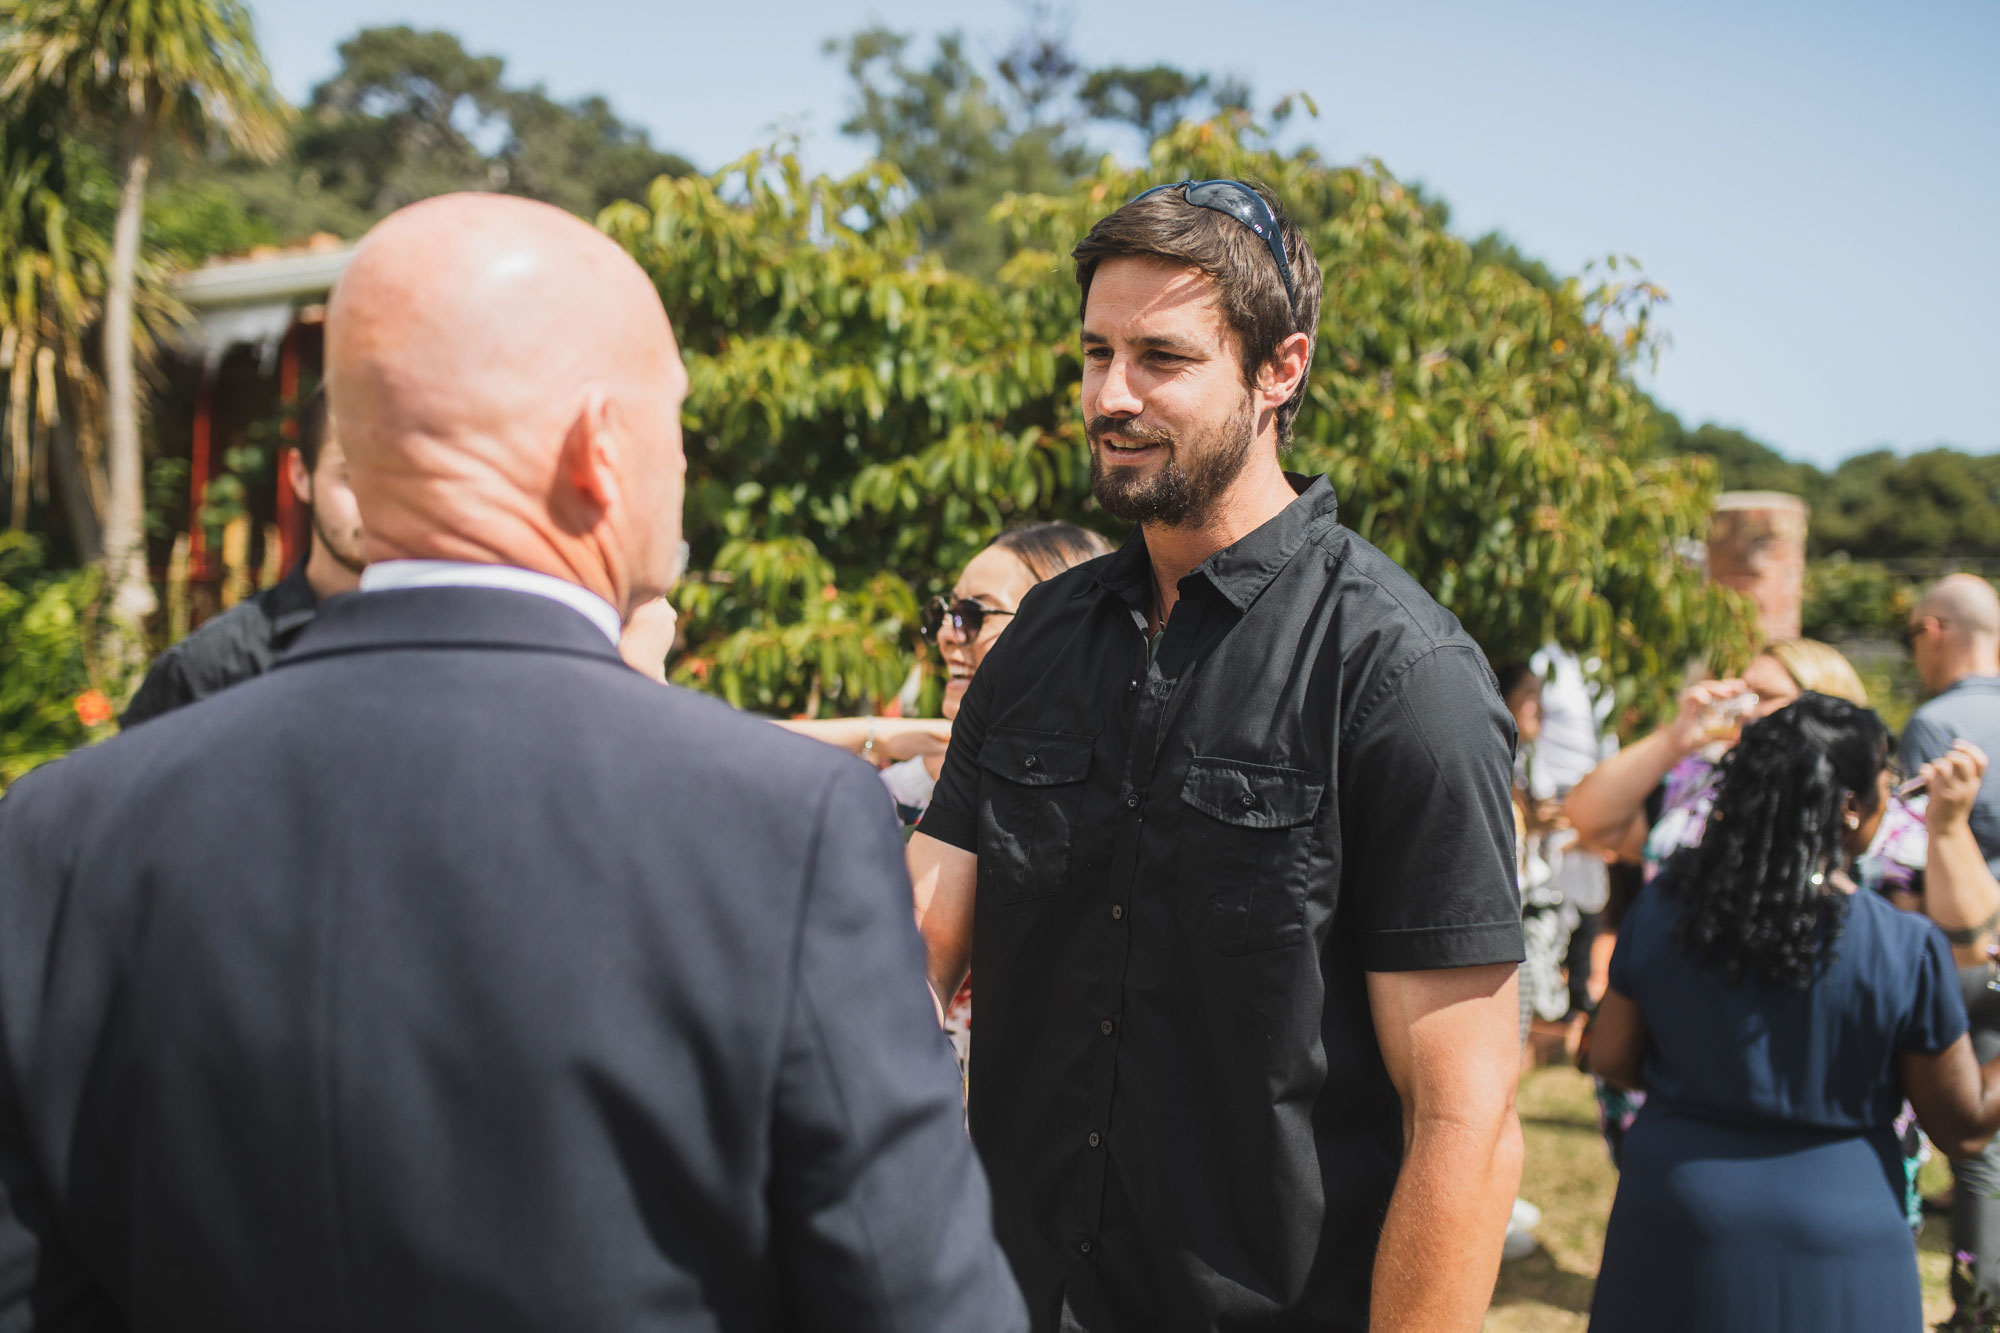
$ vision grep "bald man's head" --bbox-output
[1920,574,2000,640]
[1910,573,2000,693]
[327,192,687,615]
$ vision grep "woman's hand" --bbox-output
[1924,741,1990,835]
[1664,678,1752,755]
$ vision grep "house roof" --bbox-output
[173,234,355,312]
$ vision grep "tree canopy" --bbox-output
[603,116,1752,721]
[146,24,696,263]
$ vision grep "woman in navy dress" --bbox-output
[1589,693,2000,1332]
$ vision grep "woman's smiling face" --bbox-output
[937,546,1037,721]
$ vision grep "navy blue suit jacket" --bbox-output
[0,586,1025,1332]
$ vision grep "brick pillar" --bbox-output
[1708,491,1809,643]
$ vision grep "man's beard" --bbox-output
[1088,394,1257,529]
[311,508,367,575]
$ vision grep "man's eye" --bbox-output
[1082,347,1111,361]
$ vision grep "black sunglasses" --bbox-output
[921,596,1014,641]
[1903,617,1944,651]
[1129,179,1297,319]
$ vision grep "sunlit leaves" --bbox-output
[607,118,1753,723]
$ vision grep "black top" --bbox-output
[121,564,320,728]
[918,474,1523,1332]
[0,586,1027,1331]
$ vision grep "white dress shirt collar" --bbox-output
[358,560,622,646]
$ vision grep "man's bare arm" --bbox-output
[1367,963,1524,1333]
[908,831,978,1013]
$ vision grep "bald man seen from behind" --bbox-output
[0,194,1027,1333]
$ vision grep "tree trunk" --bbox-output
[49,416,104,566]
[98,100,157,676]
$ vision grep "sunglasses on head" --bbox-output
[1128,179,1297,320]
[921,596,1014,641]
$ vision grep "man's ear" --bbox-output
[284,447,312,508]
[1259,330,1313,409]
[560,388,622,521]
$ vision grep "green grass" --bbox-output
[1488,1065,1955,1330]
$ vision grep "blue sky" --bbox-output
[255,0,1998,467]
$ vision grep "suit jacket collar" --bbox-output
[277,585,628,670]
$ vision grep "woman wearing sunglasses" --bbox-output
[782,521,1112,820]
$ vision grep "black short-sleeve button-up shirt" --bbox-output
[919,474,1523,1332]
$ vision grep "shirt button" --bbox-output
[1127,679,1139,692]
[1024,755,1039,770]
[1088,1131,1101,1148]
[1241,792,1257,808]
[1079,1239,1095,1256]
[1100,1018,1115,1036]
[1111,904,1124,920]
[1125,793,1140,809]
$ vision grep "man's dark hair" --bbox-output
[1071,182,1322,446]
[987,521,1113,584]
[1664,692,1890,990]
[296,385,328,474]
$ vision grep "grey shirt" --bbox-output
[1901,674,2000,878]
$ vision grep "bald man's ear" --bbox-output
[559,389,621,526]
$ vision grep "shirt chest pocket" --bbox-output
[1176,757,1325,956]
[975,728,1094,905]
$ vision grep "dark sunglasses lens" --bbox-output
[1186,181,1265,232]
[920,599,945,639]
[953,600,986,637]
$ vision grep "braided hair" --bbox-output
[1664,692,1889,990]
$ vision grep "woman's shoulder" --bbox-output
[1843,887,1946,968]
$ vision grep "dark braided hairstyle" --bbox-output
[1664,692,1890,990]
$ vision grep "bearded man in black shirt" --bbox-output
[123,387,365,726]
[909,181,1526,1333]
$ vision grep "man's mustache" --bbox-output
[1087,417,1175,449]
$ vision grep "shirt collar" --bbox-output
[1091,473,1341,615]
[358,560,623,646]
[265,563,321,638]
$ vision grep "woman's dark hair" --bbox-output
[1666,692,1890,990]
[1493,660,1537,705]
[986,522,1113,583]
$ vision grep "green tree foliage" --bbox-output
[148,25,696,263]
[0,531,110,784]
[0,0,287,674]
[1079,65,1236,143]
[827,20,1253,278]
[827,27,1091,279]
[0,86,114,547]
[1653,411,2000,563]
[1812,449,2000,560]
[604,117,1752,720]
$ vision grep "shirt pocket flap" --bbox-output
[976,729,1094,787]
[1182,757,1324,829]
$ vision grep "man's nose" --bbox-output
[1091,354,1143,418]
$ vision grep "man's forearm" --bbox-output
[1370,1110,1522,1332]
[1926,821,2000,965]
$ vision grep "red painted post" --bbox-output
[188,370,216,581]
[275,322,300,574]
